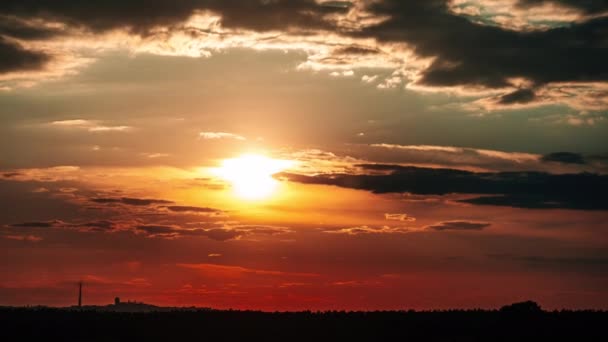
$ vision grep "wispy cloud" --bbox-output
[50,119,132,132]
[199,132,246,141]
[324,225,412,235]
[3,234,43,242]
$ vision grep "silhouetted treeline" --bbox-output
[1,303,607,341]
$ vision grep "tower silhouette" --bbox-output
[78,281,82,308]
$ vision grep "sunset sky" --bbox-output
[1,0,608,311]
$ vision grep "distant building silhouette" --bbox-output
[114,297,120,305]
[500,300,542,314]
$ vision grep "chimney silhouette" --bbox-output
[78,281,82,308]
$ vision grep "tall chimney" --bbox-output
[78,281,82,308]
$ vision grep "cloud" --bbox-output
[91,197,174,206]
[384,213,416,222]
[199,132,246,140]
[163,205,222,213]
[0,0,605,111]
[50,119,132,132]
[9,220,64,228]
[498,88,536,105]
[278,164,608,210]
[448,0,603,32]
[135,225,181,237]
[541,152,586,165]
[2,172,22,178]
[324,225,411,235]
[363,1,608,88]
[515,0,608,14]
[365,144,546,172]
[140,153,170,159]
[87,125,132,132]
[134,223,291,241]
[0,166,80,183]
[0,0,352,37]
[3,234,43,242]
[51,119,91,126]
[426,220,491,231]
[0,17,63,40]
[362,74,378,83]
[326,220,489,235]
[8,219,120,232]
[0,37,49,73]
[77,220,118,231]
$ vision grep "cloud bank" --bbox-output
[0,0,606,111]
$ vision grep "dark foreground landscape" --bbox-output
[1,302,607,341]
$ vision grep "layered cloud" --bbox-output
[0,0,606,112]
[300,144,607,175]
[278,163,608,210]
[90,197,174,206]
[5,217,292,241]
[324,220,491,235]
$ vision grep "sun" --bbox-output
[213,154,295,200]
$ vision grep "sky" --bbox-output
[1,0,607,311]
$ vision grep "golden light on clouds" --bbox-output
[213,154,295,200]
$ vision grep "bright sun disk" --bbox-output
[214,154,295,200]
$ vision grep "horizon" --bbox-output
[3,299,597,313]
[1,0,607,311]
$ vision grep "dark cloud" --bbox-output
[199,228,243,241]
[0,0,349,75]
[91,197,173,206]
[0,37,49,73]
[136,225,178,235]
[1,0,606,99]
[163,205,221,213]
[0,1,199,34]
[498,88,536,105]
[78,220,116,231]
[334,45,381,55]
[320,1,354,9]
[426,221,491,231]
[2,172,22,178]
[541,152,586,165]
[9,220,63,228]
[589,153,608,161]
[0,0,347,34]
[278,164,608,210]
[516,0,608,14]
[357,1,608,89]
[8,219,118,232]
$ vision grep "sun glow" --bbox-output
[214,154,295,200]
